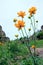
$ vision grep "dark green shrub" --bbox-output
[37,31,43,39]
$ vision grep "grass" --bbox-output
[0,39,43,65]
[30,40,43,48]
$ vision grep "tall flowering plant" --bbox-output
[13,7,39,65]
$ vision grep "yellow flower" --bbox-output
[17,11,26,18]
[13,18,17,22]
[31,45,35,49]
[15,20,25,30]
[28,7,37,15]
[15,34,18,37]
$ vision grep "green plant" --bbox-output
[37,31,43,39]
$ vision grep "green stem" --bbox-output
[32,14,38,65]
[28,31,31,42]
[24,20,36,65]
[27,42,36,65]
[22,18,28,38]
[24,27,28,38]
[30,15,38,65]
[22,17,37,65]
[19,31,22,37]
[30,18,34,29]
[21,29,24,37]
[33,15,36,39]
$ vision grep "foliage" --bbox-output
[37,31,43,39]
[0,40,43,65]
[41,25,43,30]
[0,41,29,65]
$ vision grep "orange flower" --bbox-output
[15,20,25,30]
[17,11,26,18]
[29,7,37,15]
[31,45,35,49]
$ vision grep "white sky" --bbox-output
[0,0,43,40]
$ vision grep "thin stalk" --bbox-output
[21,29,24,37]
[30,15,38,65]
[24,27,28,38]
[27,42,37,65]
[30,17,35,37]
[28,31,31,42]
[19,31,22,37]
[30,17,34,29]
[22,17,37,65]
[22,18,29,39]
[33,14,36,44]
[32,14,38,65]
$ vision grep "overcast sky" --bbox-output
[0,0,43,40]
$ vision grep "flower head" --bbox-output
[31,45,35,49]
[29,7,37,15]
[15,20,25,30]
[17,11,26,18]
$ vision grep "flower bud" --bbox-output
[15,34,18,37]
[13,18,17,22]
[31,45,35,49]
[36,20,38,23]
[28,28,31,31]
